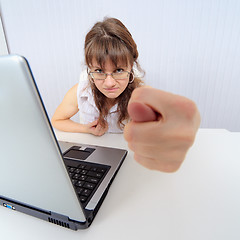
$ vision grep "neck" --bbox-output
[106,98,117,108]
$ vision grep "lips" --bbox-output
[104,88,119,92]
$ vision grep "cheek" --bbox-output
[94,82,103,92]
[120,81,129,92]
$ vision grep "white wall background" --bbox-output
[0,13,8,54]
[0,0,240,131]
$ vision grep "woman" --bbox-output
[52,17,201,172]
[51,17,144,136]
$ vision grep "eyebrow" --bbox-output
[91,65,101,69]
[91,64,128,69]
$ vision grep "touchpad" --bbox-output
[63,146,95,160]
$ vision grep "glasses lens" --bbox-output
[112,71,129,80]
[92,73,106,80]
[90,71,130,80]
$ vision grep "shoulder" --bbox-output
[66,83,78,96]
[76,69,96,108]
[62,83,78,106]
[78,69,89,88]
[77,69,92,96]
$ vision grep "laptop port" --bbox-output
[3,203,15,210]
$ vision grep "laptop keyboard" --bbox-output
[65,159,110,207]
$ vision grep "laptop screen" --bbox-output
[0,55,86,222]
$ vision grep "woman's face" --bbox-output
[89,58,132,101]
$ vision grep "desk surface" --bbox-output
[1,129,240,240]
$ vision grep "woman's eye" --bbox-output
[95,69,103,73]
[115,68,124,73]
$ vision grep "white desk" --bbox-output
[1,129,240,240]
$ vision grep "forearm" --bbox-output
[51,119,88,133]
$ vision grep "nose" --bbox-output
[104,74,116,87]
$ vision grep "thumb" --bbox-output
[128,101,159,122]
[89,119,98,127]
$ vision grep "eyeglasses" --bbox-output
[89,71,131,81]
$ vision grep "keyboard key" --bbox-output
[76,187,83,195]
[80,169,88,175]
[79,175,87,181]
[69,167,76,173]
[75,180,84,187]
[73,173,81,179]
[82,189,91,197]
[83,182,96,190]
[79,196,87,203]
[87,171,103,178]
[84,165,91,170]
[90,167,98,172]
[78,164,85,169]
[68,172,74,177]
[86,177,99,184]
[75,169,81,174]
[71,179,77,185]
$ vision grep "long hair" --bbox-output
[84,17,144,129]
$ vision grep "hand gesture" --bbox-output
[86,119,109,136]
[124,87,201,172]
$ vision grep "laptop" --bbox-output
[0,54,127,230]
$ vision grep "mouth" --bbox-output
[104,88,119,92]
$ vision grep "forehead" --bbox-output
[91,58,130,69]
[86,36,133,69]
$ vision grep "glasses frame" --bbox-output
[88,70,133,82]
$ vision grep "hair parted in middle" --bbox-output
[84,17,144,129]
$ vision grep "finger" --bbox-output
[124,118,197,146]
[128,142,162,159]
[94,123,108,136]
[128,140,189,162]
[134,153,181,172]
[130,87,198,122]
[94,124,102,133]
[133,153,157,170]
[89,119,98,127]
[124,120,163,144]
[128,101,159,122]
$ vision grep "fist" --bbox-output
[124,87,201,172]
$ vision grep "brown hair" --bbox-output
[84,17,144,129]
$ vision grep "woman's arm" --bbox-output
[51,84,108,135]
[51,84,86,132]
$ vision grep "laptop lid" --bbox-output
[0,55,86,222]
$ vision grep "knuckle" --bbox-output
[184,101,198,119]
[127,142,135,152]
[175,128,196,147]
[131,87,148,101]
[174,97,199,120]
[123,122,134,142]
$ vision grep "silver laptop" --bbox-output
[0,54,127,230]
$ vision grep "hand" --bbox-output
[86,120,108,136]
[124,86,201,172]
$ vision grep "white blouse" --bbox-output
[77,69,124,133]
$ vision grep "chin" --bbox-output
[106,95,118,99]
[105,93,121,99]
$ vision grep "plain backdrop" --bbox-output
[0,0,240,131]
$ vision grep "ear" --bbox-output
[129,71,135,84]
